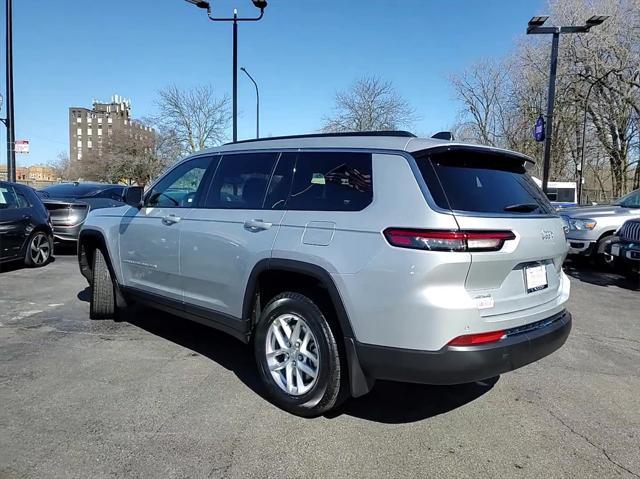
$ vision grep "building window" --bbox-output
[98,117,103,124]
[108,117,113,124]
[77,128,82,136]
[76,117,81,124]
[87,128,93,136]
[77,140,82,148]
[97,129,102,136]
[87,140,92,149]
[87,117,92,125]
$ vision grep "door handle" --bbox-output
[162,214,181,225]
[244,219,272,232]
[22,214,31,220]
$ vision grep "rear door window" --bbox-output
[287,152,372,211]
[205,152,279,209]
[415,149,554,215]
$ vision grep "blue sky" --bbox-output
[6,0,544,167]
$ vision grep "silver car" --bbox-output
[78,131,571,416]
[561,188,640,260]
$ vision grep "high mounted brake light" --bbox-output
[383,229,515,252]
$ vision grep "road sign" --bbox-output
[534,115,545,142]
[15,140,29,154]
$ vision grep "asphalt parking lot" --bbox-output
[1,252,639,479]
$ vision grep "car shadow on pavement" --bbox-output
[0,256,56,274]
[563,260,639,291]
[115,304,497,424]
[331,377,498,424]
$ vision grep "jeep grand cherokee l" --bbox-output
[77,131,571,416]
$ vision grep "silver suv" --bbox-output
[78,131,571,416]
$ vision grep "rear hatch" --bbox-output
[414,146,568,318]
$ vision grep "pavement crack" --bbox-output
[547,409,639,478]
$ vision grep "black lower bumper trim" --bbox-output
[355,310,571,386]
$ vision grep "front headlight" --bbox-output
[569,218,597,231]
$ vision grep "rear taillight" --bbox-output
[383,228,515,252]
[448,330,506,346]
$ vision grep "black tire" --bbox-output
[594,234,617,268]
[24,231,53,268]
[90,249,116,320]
[253,292,345,417]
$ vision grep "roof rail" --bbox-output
[225,130,416,145]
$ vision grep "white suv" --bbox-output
[78,131,571,416]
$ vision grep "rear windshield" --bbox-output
[415,149,555,215]
[40,183,108,199]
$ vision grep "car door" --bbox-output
[180,151,294,318]
[118,156,214,302]
[0,184,29,260]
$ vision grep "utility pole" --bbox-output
[526,15,608,194]
[5,0,16,182]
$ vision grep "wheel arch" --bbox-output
[78,228,118,284]
[243,258,373,398]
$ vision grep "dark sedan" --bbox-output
[0,181,54,267]
[38,182,125,242]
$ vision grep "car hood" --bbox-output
[560,205,635,218]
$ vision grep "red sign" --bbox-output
[15,140,29,154]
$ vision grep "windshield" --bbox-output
[613,189,640,208]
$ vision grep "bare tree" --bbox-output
[450,0,640,197]
[322,76,416,132]
[154,84,231,155]
[76,131,169,187]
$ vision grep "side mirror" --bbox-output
[123,186,143,208]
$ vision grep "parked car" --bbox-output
[608,218,640,280]
[0,181,54,267]
[77,131,571,416]
[561,188,640,261]
[38,182,125,241]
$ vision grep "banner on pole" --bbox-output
[15,140,29,154]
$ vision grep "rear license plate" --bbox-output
[525,264,548,293]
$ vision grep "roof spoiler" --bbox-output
[431,131,455,141]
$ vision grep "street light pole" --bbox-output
[526,15,608,194]
[241,67,259,138]
[185,0,267,143]
[5,0,16,182]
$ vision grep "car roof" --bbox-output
[41,182,123,189]
[195,131,535,164]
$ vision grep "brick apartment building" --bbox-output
[69,95,154,164]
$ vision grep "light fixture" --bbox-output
[185,0,210,10]
[586,15,609,26]
[528,16,549,27]
[252,0,268,10]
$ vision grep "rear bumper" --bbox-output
[51,222,83,241]
[354,310,571,385]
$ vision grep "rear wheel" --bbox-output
[254,292,344,417]
[90,249,115,319]
[24,231,52,267]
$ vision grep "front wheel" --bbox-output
[253,292,345,417]
[90,249,116,320]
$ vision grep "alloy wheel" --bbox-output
[265,313,320,396]
[30,233,51,265]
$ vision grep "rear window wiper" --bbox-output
[504,203,540,212]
